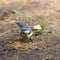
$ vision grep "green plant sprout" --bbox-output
[12,9,19,14]
[35,15,47,33]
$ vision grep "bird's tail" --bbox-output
[16,22,24,28]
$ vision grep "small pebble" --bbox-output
[48,31,51,33]
[0,29,3,32]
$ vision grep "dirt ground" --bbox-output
[0,0,60,60]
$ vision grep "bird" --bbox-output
[16,22,33,41]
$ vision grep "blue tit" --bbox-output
[16,22,33,41]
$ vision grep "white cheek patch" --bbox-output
[24,30,31,34]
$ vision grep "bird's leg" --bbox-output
[29,35,34,42]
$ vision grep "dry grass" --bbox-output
[0,0,41,4]
[0,0,60,60]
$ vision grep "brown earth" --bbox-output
[0,0,60,60]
